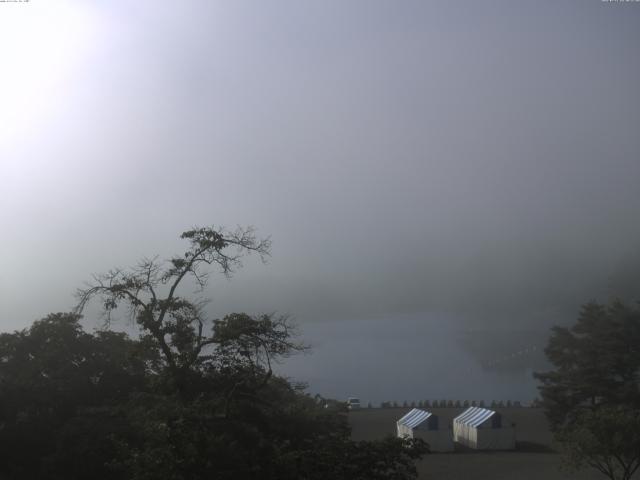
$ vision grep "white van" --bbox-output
[347,397,361,410]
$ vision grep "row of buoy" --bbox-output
[483,345,538,368]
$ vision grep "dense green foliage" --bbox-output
[557,406,640,480]
[0,226,428,479]
[535,300,640,480]
[0,313,426,480]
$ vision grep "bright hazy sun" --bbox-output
[0,1,96,149]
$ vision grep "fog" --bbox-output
[1,0,639,401]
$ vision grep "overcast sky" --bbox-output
[1,0,639,370]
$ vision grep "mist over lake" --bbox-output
[279,314,544,404]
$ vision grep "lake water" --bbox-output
[277,314,546,405]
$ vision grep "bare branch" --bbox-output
[74,225,274,393]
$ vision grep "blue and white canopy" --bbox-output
[453,407,495,427]
[397,408,432,429]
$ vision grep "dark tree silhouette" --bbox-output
[75,226,272,389]
[535,300,640,480]
[0,226,429,480]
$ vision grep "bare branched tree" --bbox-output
[75,225,275,388]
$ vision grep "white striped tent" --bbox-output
[453,407,515,450]
[396,408,454,452]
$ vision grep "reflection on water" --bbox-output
[277,314,549,404]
